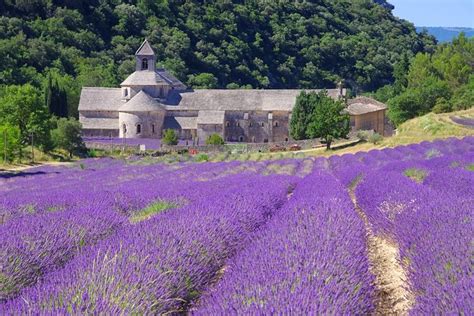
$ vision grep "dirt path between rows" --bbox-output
[349,180,414,315]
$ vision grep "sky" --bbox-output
[389,0,474,28]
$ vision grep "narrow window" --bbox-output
[226,121,230,127]
[239,136,244,142]
[274,121,279,127]
[124,88,128,97]
[263,139,268,143]
[122,124,127,135]
[249,122,253,127]
[142,58,148,70]
[236,122,240,127]
[261,122,265,127]
[152,124,155,134]
[252,137,256,143]
[136,124,141,134]
[285,138,289,142]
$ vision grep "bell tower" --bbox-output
[135,39,156,71]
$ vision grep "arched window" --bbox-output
[226,121,230,127]
[239,136,244,142]
[236,122,240,127]
[136,124,141,134]
[249,122,253,127]
[122,124,127,135]
[152,124,155,134]
[141,58,148,70]
[263,138,268,143]
[285,137,289,142]
[123,88,128,97]
[274,121,279,127]
[261,122,265,127]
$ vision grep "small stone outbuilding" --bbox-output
[346,97,387,136]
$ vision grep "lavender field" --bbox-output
[1,137,473,314]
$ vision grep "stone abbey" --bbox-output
[79,40,386,143]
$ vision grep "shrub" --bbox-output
[0,123,21,162]
[206,134,224,145]
[162,129,178,146]
[195,153,209,162]
[357,130,371,141]
[368,133,383,144]
[51,118,85,158]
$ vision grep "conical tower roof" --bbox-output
[119,91,165,112]
[135,39,155,56]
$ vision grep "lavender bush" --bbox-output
[0,136,472,313]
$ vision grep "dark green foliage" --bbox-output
[206,133,224,145]
[0,0,434,116]
[162,129,178,146]
[290,90,349,149]
[376,33,474,126]
[188,73,218,89]
[51,117,85,158]
[290,91,317,140]
[45,74,68,118]
[306,91,350,149]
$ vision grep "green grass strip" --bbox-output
[130,201,178,223]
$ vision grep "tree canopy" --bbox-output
[373,33,474,126]
[290,90,349,149]
[0,0,435,116]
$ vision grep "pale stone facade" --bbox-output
[79,40,386,143]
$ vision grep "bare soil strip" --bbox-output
[349,182,414,315]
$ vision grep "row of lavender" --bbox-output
[1,136,473,313]
[355,163,473,313]
[194,171,376,314]
[1,174,295,313]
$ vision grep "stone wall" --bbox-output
[197,124,223,144]
[82,129,119,138]
[119,111,165,138]
[224,111,290,143]
[353,110,385,135]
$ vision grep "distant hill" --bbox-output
[417,27,474,43]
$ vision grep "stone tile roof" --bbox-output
[197,110,225,125]
[121,70,187,88]
[164,89,345,112]
[156,69,187,90]
[119,91,165,112]
[346,96,387,115]
[78,87,122,111]
[163,116,197,130]
[121,71,168,86]
[136,39,155,56]
[80,118,119,130]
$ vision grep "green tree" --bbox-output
[0,84,52,150]
[45,74,68,118]
[306,91,350,150]
[0,123,21,162]
[51,117,84,158]
[290,91,316,140]
[206,133,224,145]
[162,129,178,145]
[187,73,218,89]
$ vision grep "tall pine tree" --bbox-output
[45,74,68,118]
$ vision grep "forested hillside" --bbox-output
[373,34,474,126]
[0,0,435,115]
